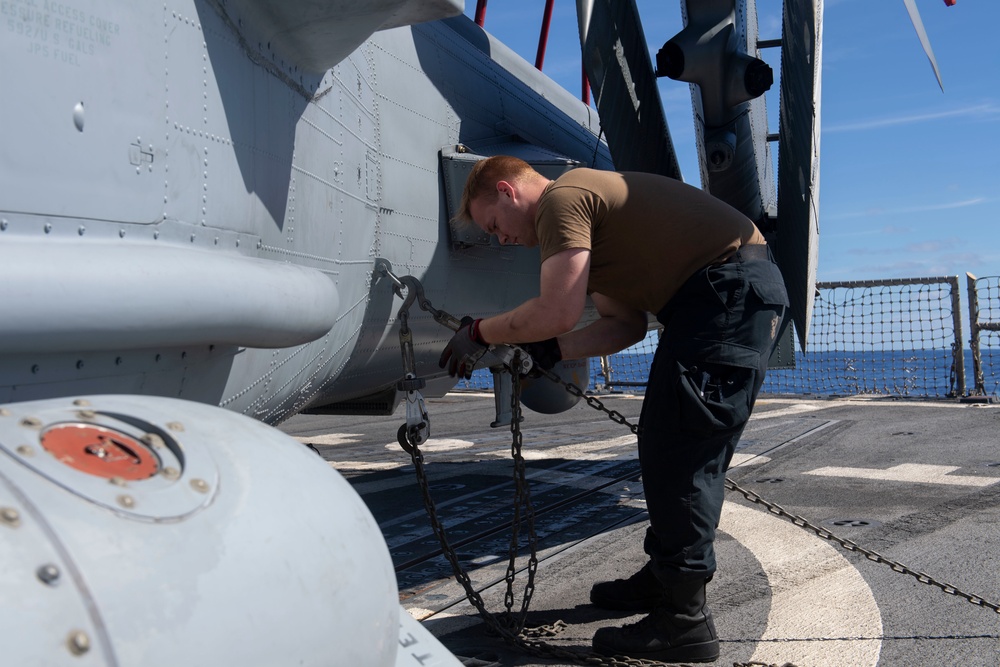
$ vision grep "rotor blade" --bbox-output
[577,0,682,178]
[576,0,594,48]
[902,0,944,91]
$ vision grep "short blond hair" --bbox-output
[455,155,537,225]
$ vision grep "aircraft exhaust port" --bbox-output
[0,399,216,521]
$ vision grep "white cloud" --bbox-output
[825,104,1000,133]
[825,197,988,221]
[905,239,958,253]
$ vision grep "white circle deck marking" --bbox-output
[721,503,883,666]
[384,438,474,452]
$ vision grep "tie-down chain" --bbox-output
[381,268,999,666]
[383,266,698,667]
[377,261,531,451]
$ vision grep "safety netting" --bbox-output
[764,278,963,397]
[457,275,998,399]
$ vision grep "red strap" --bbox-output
[471,318,487,345]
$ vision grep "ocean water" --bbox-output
[462,348,998,398]
[598,349,981,397]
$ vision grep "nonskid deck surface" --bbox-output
[280,393,1000,667]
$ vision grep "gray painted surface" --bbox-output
[0,394,461,666]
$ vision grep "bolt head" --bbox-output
[67,631,91,656]
[36,563,61,585]
[0,507,21,526]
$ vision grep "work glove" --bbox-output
[439,316,488,379]
[520,337,562,377]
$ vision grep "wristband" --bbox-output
[470,318,487,345]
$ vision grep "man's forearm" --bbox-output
[478,247,590,345]
[478,297,576,344]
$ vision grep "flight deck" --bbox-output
[281,392,1000,667]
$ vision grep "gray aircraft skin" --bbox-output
[0,0,943,664]
[0,0,613,423]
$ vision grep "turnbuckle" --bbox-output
[375,261,432,450]
[397,372,429,452]
[375,259,536,446]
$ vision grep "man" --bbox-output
[439,155,788,663]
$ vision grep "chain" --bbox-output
[723,481,1000,613]
[394,286,430,450]
[403,363,688,667]
[391,278,706,665]
[541,369,1000,616]
[536,366,638,434]
[498,357,537,632]
[388,272,999,667]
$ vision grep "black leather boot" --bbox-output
[592,579,719,663]
[589,562,667,611]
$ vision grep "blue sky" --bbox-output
[463,0,999,285]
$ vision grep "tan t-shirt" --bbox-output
[535,169,765,314]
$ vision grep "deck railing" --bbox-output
[458,274,1000,399]
[968,274,1000,397]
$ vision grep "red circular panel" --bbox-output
[40,424,160,480]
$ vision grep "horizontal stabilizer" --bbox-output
[215,0,463,72]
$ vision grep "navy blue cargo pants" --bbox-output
[639,243,788,584]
